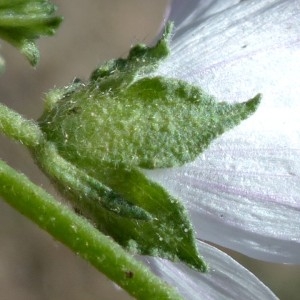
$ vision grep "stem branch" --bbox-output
[0,159,182,300]
[0,103,43,148]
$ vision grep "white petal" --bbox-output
[145,141,300,263]
[160,0,300,102]
[167,0,240,36]
[147,0,300,262]
[141,240,277,300]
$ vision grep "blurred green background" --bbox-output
[0,1,299,299]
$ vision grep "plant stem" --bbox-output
[0,159,182,300]
[0,103,43,148]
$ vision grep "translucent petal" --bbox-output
[147,0,300,262]
[161,0,300,98]
[141,240,277,300]
[167,0,240,36]
[145,140,300,263]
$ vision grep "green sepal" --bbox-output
[0,0,62,66]
[39,75,261,170]
[33,142,153,221]
[81,164,208,272]
[89,22,173,89]
[33,141,207,271]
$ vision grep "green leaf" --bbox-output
[34,23,261,272]
[0,0,62,66]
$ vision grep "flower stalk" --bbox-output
[0,102,43,148]
[0,156,182,300]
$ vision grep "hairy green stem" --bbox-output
[0,159,182,300]
[0,103,43,148]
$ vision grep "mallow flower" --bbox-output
[2,1,297,299]
[139,0,300,299]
